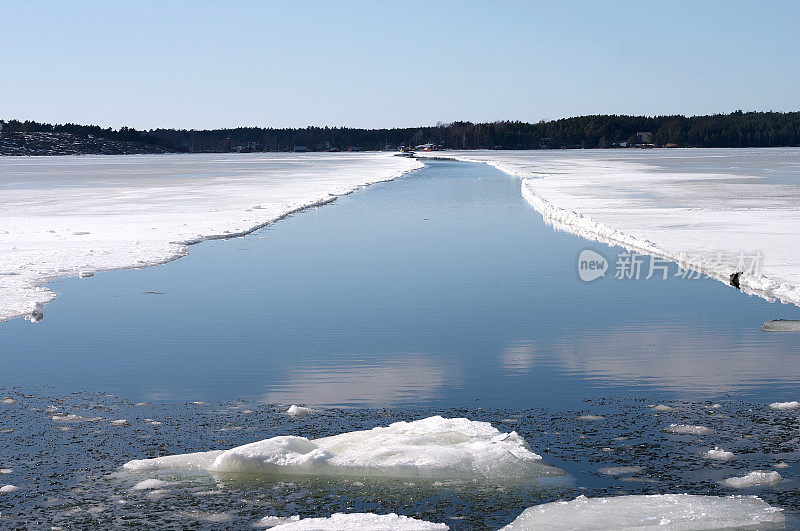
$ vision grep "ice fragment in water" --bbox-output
[501,494,784,530]
[269,513,448,530]
[123,416,561,480]
[723,471,783,489]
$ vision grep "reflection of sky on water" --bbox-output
[507,327,800,398]
[260,353,454,408]
[0,159,798,408]
[500,341,537,373]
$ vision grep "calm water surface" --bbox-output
[1,159,798,407]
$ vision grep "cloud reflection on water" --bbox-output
[525,325,800,397]
[260,353,456,408]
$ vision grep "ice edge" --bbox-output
[5,157,424,323]
[520,179,800,309]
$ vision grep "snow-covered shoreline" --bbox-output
[418,149,800,308]
[0,152,422,322]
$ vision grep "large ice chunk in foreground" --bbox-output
[123,416,561,480]
[267,513,448,530]
[501,494,784,530]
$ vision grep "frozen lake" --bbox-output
[1,156,800,528]
[1,159,798,407]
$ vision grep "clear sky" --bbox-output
[2,0,798,130]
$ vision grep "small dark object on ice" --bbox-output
[729,271,742,289]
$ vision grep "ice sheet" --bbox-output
[123,416,561,480]
[0,153,422,322]
[418,149,800,307]
[501,494,785,530]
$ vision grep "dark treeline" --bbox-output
[2,111,799,152]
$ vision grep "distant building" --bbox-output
[414,143,443,151]
[636,131,653,143]
[293,145,307,152]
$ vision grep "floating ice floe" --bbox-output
[145,489,169,500]
[254,515,301,528]
[0,397,17,405]
[723,471,783,489]
[769,401,800,410]
[123,416,561,481]
[665,424,712,436]
[598,466,645,476]
[577,414,604,420]
[706,403,723,410]
[0,484,19,493]
[267,513,448,530]
[500,494,785,530]
[0,468,12,474]
[651,404,679,413]
[762,319,800,332]
[286,405,316,417]
[110,419,130,426]
[131,478,175,491]
[51,414,89,423]
[703,447,735,461]
[178,510,233,523]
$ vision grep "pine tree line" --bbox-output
[2,111,798,153]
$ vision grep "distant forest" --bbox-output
[2,111,799,153]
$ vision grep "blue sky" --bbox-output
[1,1,798,129]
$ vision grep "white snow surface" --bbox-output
[418,149,800,307]
[0,153,422,322]
[123,416,561,480]
[268,512,448,530]
[500,494,784,530]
